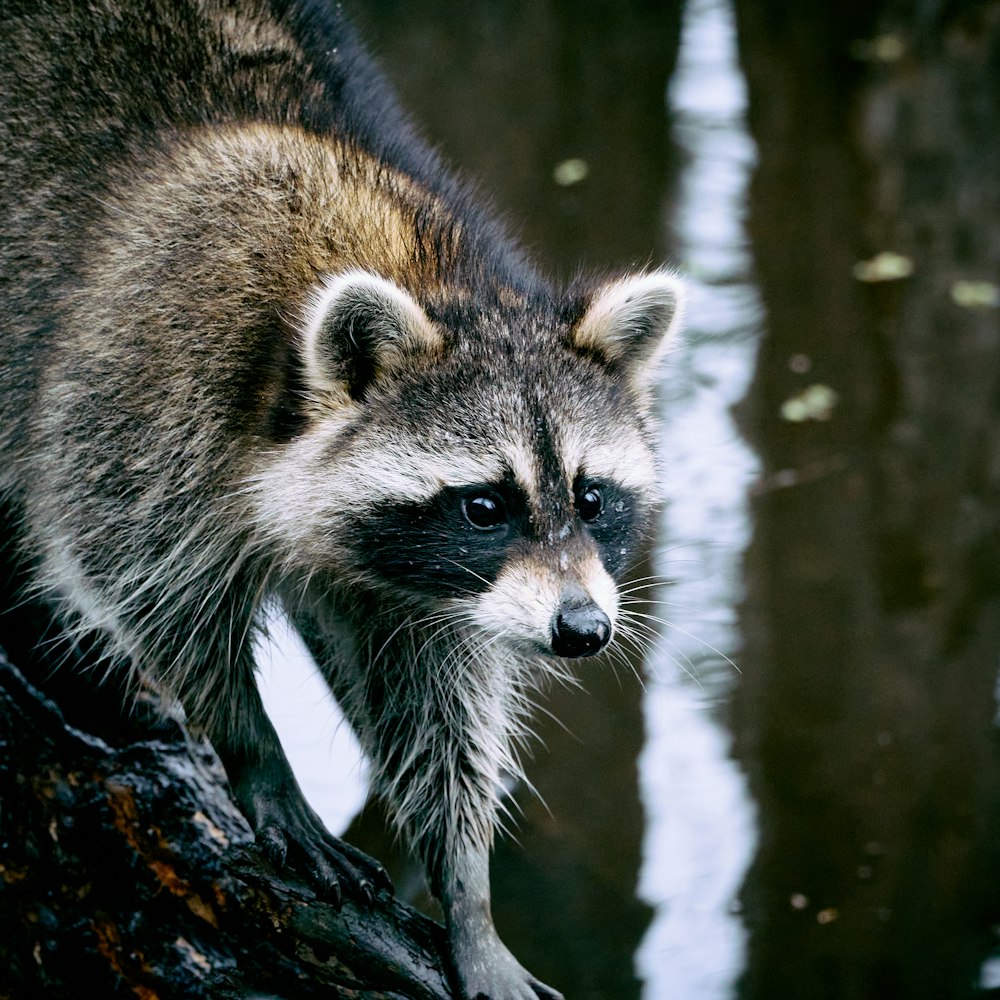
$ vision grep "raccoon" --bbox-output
[0,2,684,998]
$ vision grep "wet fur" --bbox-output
[0,3,683,998]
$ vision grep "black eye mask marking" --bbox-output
[350,468,649,600]
[350,474,530,598]
[573,474,647,580]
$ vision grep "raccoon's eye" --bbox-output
[462,493,507,530]
[577,484,604,522]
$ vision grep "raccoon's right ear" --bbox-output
[300,270,444,403]
[570,271,686,388]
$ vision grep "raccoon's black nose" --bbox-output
[551,600,612,658]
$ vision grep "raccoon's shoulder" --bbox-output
[0,0,486,281]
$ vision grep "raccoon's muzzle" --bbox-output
[550,587,612,658]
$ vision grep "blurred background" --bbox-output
[259,0,1000,996]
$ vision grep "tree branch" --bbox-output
[0,649,453,999]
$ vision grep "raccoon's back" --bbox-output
[0,0,419,200]
[0,0,426,466]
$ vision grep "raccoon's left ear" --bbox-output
[300,270,444,403]
[571,271,686,386]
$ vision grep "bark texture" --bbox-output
[0,650,452,1000]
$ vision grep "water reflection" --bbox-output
[637,0,758,996]
[732,2,1000,998]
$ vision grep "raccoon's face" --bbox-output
[256,269,684,660]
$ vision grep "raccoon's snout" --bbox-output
[550,592,612,658]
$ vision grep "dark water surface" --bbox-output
[260,1,1000,997]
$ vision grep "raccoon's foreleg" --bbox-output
[435,850,563,1000]
[34,535,385,904]
[295,611,562,1000]
[198,660,389,905]
[392,702,564,1000]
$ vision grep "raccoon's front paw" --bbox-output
[240,781,392,907]
[451,929,564,1000]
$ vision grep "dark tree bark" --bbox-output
[0,649,452,1000]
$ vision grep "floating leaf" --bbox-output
[553,158,589,186]
[850,34,905,62]
[780,384,839,423]
[950,280,1000,309]
[853,251,914,283]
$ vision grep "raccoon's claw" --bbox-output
[257,822,291,869]
[306,836,386,908]
[327,836,394,896]
[469,978,564,1000]
[233,773,392,907]
[528,981,564,1000]
[462,972,564,1000]
[257,815,392,908]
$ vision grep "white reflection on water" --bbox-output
[257,611,367,835]
[636,0,761,997]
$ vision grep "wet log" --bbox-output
[0,649,451,1000]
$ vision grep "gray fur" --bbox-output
[0,3,683,998]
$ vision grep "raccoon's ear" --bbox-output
[301,270,444,402]
[571,271,685,386]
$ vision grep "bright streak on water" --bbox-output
[257,612,368,835]
[636,0,761,997]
